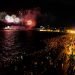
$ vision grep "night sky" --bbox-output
[0,0,75,11]
[0,0,75,27]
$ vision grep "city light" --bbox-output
[4,26,11,29]
[39,29,60,32]
[40,29,46,31]
[67,30,75,34]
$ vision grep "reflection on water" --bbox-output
[3,30,15,51]
[0,30,75,75]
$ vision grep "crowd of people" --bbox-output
[0,33,75,75]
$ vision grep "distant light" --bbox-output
[67,30,75,34]
[26,20,32,25]
[5,15,10,21]
[10,16,14,22]
[5,15,14,23]
[4,26,11,29]
[21,55,23,60]
[5,15,20,24]
[14,18,20,23]
[40,29,47,31]
[11,15,16,19]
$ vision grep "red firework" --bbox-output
[21,8,40,30]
